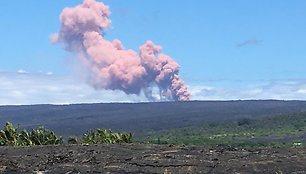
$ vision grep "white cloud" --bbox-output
[0,72,148,105]
[297,89,306,94]
[17,69,27,74]
[189,79,306,100]
[1,72,306,105]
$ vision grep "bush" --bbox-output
[68,137,78,144]
[80,129,132,144]
[0,122,63,146]
[0,122,133,146]
[30,127,63,145]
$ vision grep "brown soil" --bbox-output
[0,144,305,174]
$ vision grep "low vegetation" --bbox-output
[0,122,132,146]
[135,112,306,148]
[68,129,132,144]
[0,122,63,146]
[2,111,306,148]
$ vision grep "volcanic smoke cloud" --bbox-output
[52,0,191,101]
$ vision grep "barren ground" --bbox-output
[0,144,305,174]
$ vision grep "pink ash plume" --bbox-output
[52,0,191,101]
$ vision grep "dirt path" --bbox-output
[0,144,305,173]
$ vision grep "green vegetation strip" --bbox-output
[0,122,132,146]
[2,112,306,148]
[135,112,306,148]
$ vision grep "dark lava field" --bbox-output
[0,144,305,174]
[1,101,306,173]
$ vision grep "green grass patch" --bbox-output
[134,112,306,148]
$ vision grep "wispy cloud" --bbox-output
[189,79,306,100]
[1,72,306,105]
[17,69,27,74]
[237,39,262,47]
[114,8,133,16]
[0,72,147,105]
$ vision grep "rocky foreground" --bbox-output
[0,144,305,174]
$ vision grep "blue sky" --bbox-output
[1,0,306,104]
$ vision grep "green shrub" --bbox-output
[68,136,78,144]
[0,121,133,146]
[0,122,62,146]
[30,127,63,145]
[80,129,132,144]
